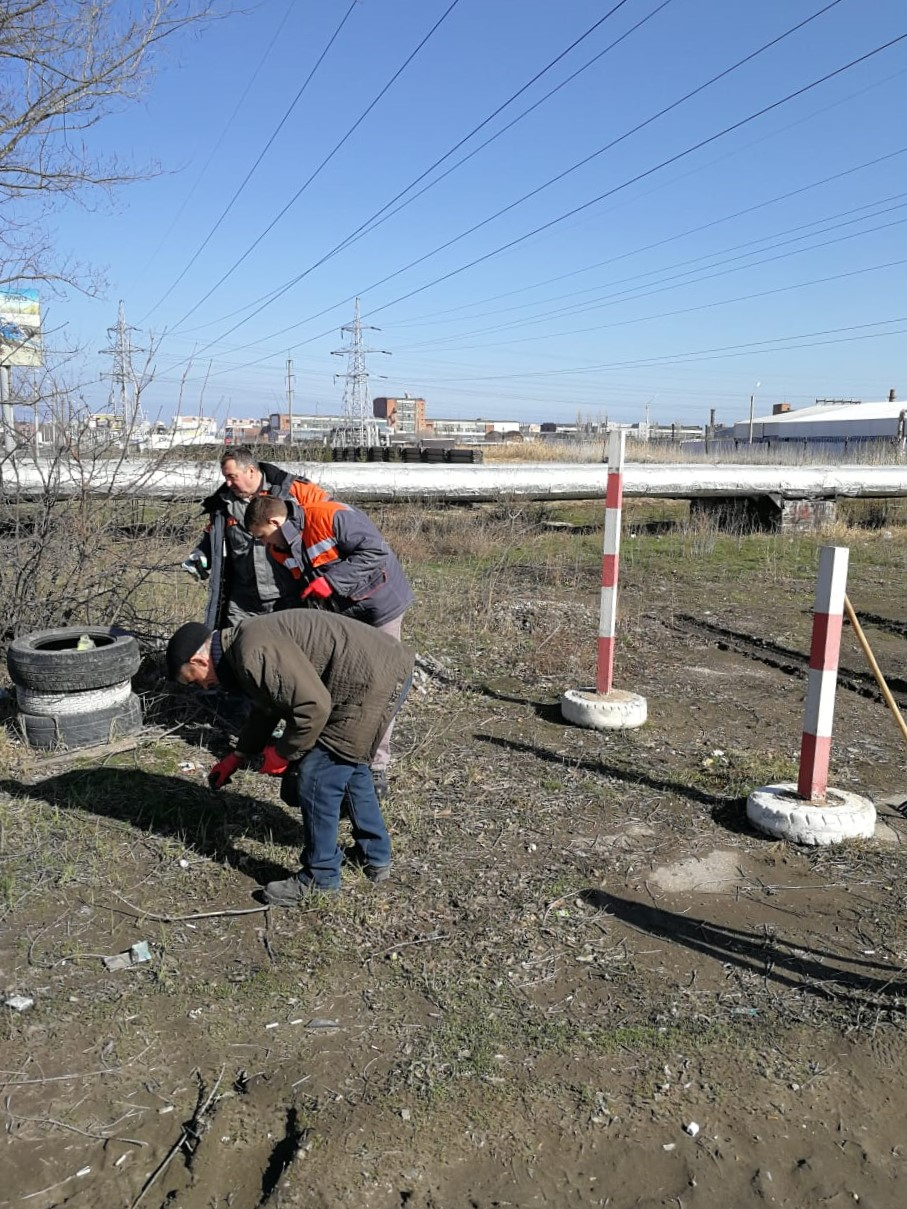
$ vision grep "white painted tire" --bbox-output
[16,679,133,717]
[746,782,876,846]
[560,688,647,731]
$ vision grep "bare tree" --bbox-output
[0,0,217,289]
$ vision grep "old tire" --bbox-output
[560,688,647,731]
[7,627,140,692]
[746,782,876,846]
[18,692,143,750]
[16,679,133,717]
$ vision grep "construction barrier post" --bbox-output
[597,429,624,695]
[745,544,875,845]
[560,428,646,731]
[798,544,849,802]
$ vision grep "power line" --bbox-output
[141,0,359,323]
[424,315,907,382]
[388,146,907,330]
[135,0,297,292]
[182,0,851,360]
[175,0,675,337]
[361,30,907,321]
[395,196,907,347]
[175,29,907,381]
[161,254,906,384]
[171,0,465,330]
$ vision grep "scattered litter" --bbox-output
[288,1018,305,1025]
[306,1017,340,1030]
[684,1122,700,1137]
[400,1108,412,1121]
[115,1155,129,1167]
[4,994,34,1012]
[663,1143,676,1151]
[729,1007,759,1017]
[76,1166,91,1177]
[179,762,197,773]
[102,941,152,972]
[178,859,190,869]
[265,1022,280,1030]
[158,1106,175,1114]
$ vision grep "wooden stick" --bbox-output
[844,594,907,748]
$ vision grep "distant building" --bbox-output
[224,417,268,444]
[373,395,426,433]
[733,391,906,445]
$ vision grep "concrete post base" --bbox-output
[746,782,875,845]
[560,687,647,731]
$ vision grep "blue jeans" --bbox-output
[283,746,391,889]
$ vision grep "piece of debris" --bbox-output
[4,994,34,1012]
[179,762,197,773]
[684,1122,700,1137]
[102,940,152,971]
[306,1017,340,1030]
[663,1143,676,1151]
[178,859,190,869]
[400,1108,412,1121]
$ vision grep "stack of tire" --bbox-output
[7,627,143,750]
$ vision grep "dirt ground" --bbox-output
[1,504,906,1208]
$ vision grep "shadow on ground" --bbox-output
[0,767,297,886]
[583,889,907,1007]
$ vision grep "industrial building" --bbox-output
[733,391,906,447]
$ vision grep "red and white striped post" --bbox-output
[597,428,624,695]
[797,544,849,801]
[560,427,645,730]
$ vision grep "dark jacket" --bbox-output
[270,499,415,627]
[218,610,414,764]
[195,463,330,613]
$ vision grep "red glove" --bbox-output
[208,751,242,791]
[301,576,332,600]
[256,745,289,776]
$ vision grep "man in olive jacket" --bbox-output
[166,610,414,903]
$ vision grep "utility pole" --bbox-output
[331,298,391,448]
[286,356,294,447]
[99,301,143,443]
[747,382,761,445]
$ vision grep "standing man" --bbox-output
[166,611,414,903]
[182,446,330,625]
[243,494,414,797]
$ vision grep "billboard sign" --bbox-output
[0,289,42,367]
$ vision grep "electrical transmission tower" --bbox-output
[99,301,144,440]
[330,298,390,448]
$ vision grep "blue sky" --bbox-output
[30,0,907,427]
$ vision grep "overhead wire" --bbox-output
[360,30,907,321]
[136,0,297,287]
[141,0,360,323]
[174,0,676,336]
[388,145,907,329]
[394,194,907,345]
[423,315,907,381]
[170,0,466,330]
[168,27,907,380]
[181,0,852,358]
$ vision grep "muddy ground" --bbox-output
[1,503,906,1208]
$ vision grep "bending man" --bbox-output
[166,612,414,903]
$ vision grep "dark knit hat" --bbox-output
[166,621,212,680]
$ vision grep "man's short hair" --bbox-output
[220,445,257,470]
[245,495,288,529]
